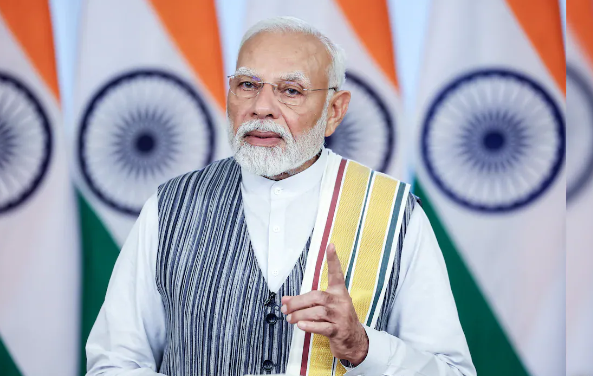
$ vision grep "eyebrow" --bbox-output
[234,67,260,78]
[233,67,312,87]
[279,71,311,87]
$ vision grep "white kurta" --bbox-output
[86,149,476,376]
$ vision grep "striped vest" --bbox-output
[155,157,416,375]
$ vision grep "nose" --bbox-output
[251,83,281,120]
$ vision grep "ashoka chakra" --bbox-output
[0,72,52,214]
[78,69,216,215]
[421,69,564,212]
[566,64,593,203]
[325,71,394,173]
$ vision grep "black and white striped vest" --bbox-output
[155,157,416,375]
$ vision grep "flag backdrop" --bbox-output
[566,1,593,375]
[0,1,572,375]
[70,0,229,367]
[244,0,407,181]
[414,1,565,375]
[0,1,79,375]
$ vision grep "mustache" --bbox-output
[236,120,293,142]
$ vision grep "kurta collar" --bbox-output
[240,147,328,197]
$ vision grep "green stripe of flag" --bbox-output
[415,183,529,376]
[78,193,121,374]
[0,336,22,376]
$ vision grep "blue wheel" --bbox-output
[0,72,52,214]
[78,69,216,216]
[421,69,565,212]
[566,64,593,203]
[325,71,394,172]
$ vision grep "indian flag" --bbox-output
[0,1,79,375]
[70,0,229,368]
[414,1,565,376]
[244,0,407,179]
[566,1,593,375]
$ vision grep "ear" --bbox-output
[324,90,351,137]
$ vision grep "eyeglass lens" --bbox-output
[229,75,307,106]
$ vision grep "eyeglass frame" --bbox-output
[227,74,338,106]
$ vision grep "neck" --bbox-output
[266,150,322,181]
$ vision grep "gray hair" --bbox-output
[240,16,346,89]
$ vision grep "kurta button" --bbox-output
[274,187,282,195]
[273,226,280,233]
[262,359,275,371]
[266,313,278,324]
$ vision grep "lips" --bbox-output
[243,130,284,147]
[245,130,282,139]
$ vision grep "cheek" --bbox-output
[227,101,246,131]
[282,113,303,138]
[284,111,318,139]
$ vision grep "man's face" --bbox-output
[227,31,332,149]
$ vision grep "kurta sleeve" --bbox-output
[86,193,168,376]
[344,204,476,376]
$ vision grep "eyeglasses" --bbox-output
[228,74,337,106]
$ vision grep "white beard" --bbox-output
[229,104,329,178]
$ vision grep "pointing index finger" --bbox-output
[326,243,345,287]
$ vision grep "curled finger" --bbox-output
[286,305,333,324]
[297,321,337,338]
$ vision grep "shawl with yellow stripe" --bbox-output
[286,150,412,376]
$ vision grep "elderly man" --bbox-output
[86,16,475,376]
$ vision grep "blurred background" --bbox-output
[0,0,581,375]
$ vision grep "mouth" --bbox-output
[243,130,284,147]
